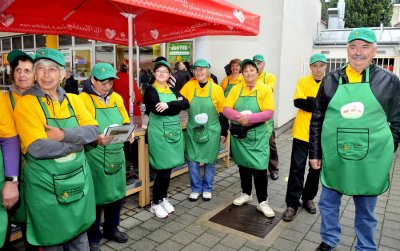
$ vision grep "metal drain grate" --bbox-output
[209,204,282,238]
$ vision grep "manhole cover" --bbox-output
[209,204,282,238]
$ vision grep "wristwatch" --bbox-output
[5,176,19,182]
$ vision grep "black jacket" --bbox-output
[309,64,400,159]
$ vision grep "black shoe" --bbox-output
[302,200,317,214]
[104,230,128,243]
[89,243,101,251]
[270,172,279,180]
[282,207,297,222]
[316,242,335,251]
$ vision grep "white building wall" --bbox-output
[194,0,321,128]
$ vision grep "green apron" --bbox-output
[186,83,221,163]
[148,85,184,169]
[84,95,126,205]
[8,91,26,223]
[321,66,394,195]
[24,97,95,246]
[230,87,272,170]
[224,79,235,97]
[0,146,7,248]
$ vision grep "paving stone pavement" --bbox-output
[11,130,400,250]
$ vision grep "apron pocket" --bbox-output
[337,128,369,160]
[193,124,209,143]
[241,128,256,147]
[104,147,124,174]
[163,121,181,143]
[53,167,85,204]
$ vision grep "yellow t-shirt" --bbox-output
[14,94,98,154]
[258,71,276,91]
[0,94,17,138]
[79,92,130,125]
[220,74,244,91]
[224,80,275,111]
[346,65,363,83]
[1,91,23,115]
[180,79,225,113]
[292,75,322,142]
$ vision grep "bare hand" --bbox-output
[128,132,135,143]
[2,181,19,210]
[45,125,64,141]
[220,136,227,144]
[97,134,114,146]
[236,114,249,126]
[155,102,169,113]
[309,159,322,170]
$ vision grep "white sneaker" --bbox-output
[189,192,201,201]
[257,200,275,217]
[202,192,212,201]
[160,198,175,214]
[150,201,168,218]
[233,193,253,206]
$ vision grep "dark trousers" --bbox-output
[87,199,123,244]
[238,165,268,203]
[285,138,320,210]
[268,130,279,173]
[152,168,172,203]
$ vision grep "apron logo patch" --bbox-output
[62,192,69,199]
[340,102,364,119]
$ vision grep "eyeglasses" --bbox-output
[193,67,207,72]
[155,70,170,74]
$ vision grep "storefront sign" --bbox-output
[167,41,192,62]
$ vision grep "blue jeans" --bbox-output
[319,186,377,251]
[188,161,215,193]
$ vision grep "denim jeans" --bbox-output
[319,186,377,251]
[188,161,215,193]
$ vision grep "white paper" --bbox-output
[104,124,136,144]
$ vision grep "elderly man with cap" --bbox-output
[2,50,36,250]
[253,54,279,180]
[282,53,327,222]
[310,28,400,251]
[80,63,134,250]
[14,48,98,250]
[180,59,227,202]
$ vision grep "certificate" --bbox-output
[104,124,136,144]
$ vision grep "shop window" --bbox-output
[326,58,346,74]
[73,49,91,81]
[35,35,46,48]
[2,38,11,51]
[23,35,34,49]
[12,37,22,50]
[375,58,395,72]
[75,37,91,45]
[59,35,73,46]
[95,45,115,67]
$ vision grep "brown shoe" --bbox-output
[302,200,317,214]
[282,207,297,222]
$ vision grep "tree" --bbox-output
[321,0,393,28]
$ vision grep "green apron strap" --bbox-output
[37,96,75,119]
[9,91,16,110]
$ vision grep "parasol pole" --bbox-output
[128,13,134,117]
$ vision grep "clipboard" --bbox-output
[104,124,136,144]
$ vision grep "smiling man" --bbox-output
[309,28,400,251]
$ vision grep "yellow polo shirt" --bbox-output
[0,94,17,138]
[224,80,275,111]
[292,75,322,142]
[180,79,225,113]
[220,74,244,91]
[2,91,23,114]
[346,65,363,83]
[258,71,276,91]
[14,94,98,154]
[79,92,130,125]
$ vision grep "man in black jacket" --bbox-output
[310,28,400,251]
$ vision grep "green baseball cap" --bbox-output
[91,62,118,80]
[252,54,264,62]
[240,59,259,72]
[154,60,171,69]
[8,50,34,65]
[35,48,65,67]
[193,59,211,68]
[309,53,328,65]
[347,28,377,43]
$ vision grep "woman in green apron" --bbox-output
[223,59,275,218]
[14,48,99,250]
[180,59,228,202]
[0,95,20,250]
[220,59,243,97]
[144,60,189,218]
[80,63,134,250]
